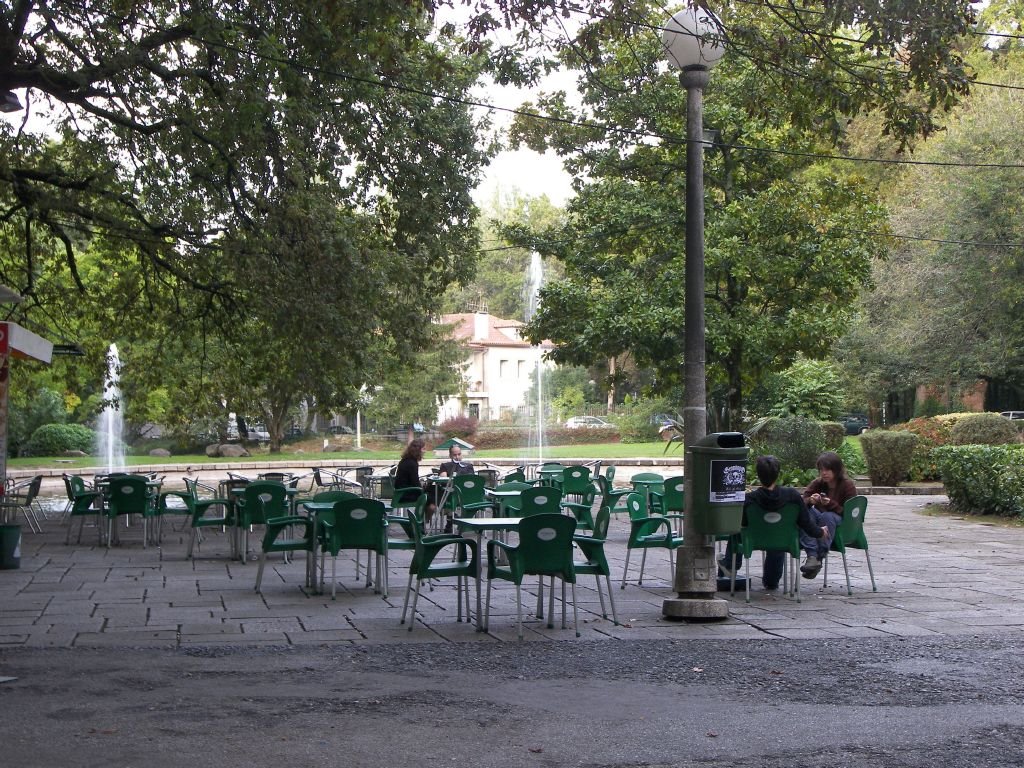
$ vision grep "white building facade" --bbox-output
[437,311,555,424]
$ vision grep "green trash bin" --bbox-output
[0,524,21,570]
[688,432,749,535]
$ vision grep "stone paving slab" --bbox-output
[4,493,1024,646]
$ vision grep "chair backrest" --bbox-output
[240,481,289,525]
[106,475,155,516]
[502,469,526,484]
[493,481,533,494]
[322,498,387,552]
[560,466,592,495]
[22,475,43,503]
[838,495,869,548]
[742,502,802,556]
[631,472,664,483]
[591,505,611,539]
[259,471,292,483]
[312,490,360,503]
[519,486,563,516]
[515,513,577,579]
[625,491,648,520]
[661,475,685,512]
[452,474,487,506]
[183,478,202,503]
[604,465,616,483]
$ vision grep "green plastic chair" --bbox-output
[64,485,104,545]
[630,472,665,514]
[235,481,290,563]
[518,486,563,516]
[739,501,803,603]
[573,506,618,625]
[595,474,630,515]
[317,498,389,599]
[485,513,579,640]
[502,469,527,484]
[448,474,495,519]
[620,492,684,588]
[387,493,430,555]
[489,481,533,516]
[161,478,235,559]
[400,508,479,630]
[104,474,160,548]
[254,513,316,593]
[561,481,598,531]
[560,465,592,499]
[823,495,877,595]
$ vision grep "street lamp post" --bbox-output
[660,6,729,620]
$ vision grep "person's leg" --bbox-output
[816,511,841,559]
[799,507,824,556]
[762,550,784,589]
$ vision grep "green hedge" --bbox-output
[934,444,1024,517]
[860,430,918,486]
[25,423,96,456]
[473,426,621,450]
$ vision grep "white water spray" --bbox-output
[97,343,126,473]
[525,252,545,465]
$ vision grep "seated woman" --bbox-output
[799,451,858,579]
[394,439,436,520]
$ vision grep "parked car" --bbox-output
[246,425,270,441]
[326,425,355,435]
[564,415,614,429]
[1000,411,1024,420]
[839,414,870,435]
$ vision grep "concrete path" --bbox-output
[3,492,1019,648]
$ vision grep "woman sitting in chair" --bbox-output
[800,451,858,579]
[395,439,436,521]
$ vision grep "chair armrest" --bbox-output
[630,515,674,537]
[573,537,606,559]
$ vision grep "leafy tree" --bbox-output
[505,4,886,425]
[757,357,846,421]
[843,49,1024,405]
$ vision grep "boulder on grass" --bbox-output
[219,443,250,458]
[149,448,172,458]
[205,444,221,458]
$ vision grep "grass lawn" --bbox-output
[7,440,680,471]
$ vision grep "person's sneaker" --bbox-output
[800,555,822,579]
[443,519,454,534]
[717,557,737,579]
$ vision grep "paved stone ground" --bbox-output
[4,492,1020,647]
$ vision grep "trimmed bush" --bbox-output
[948,412,1020,446]
[25,423,95,456]
[747,416,826,473]
[900,416,953,482]
[836,440,867,478]
[860,430,918,486]
[934,444,1024,517]
[820,421,845,451]
[473,426,620,450]
[438,415,479,440]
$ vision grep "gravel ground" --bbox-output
[4,634,1024,767]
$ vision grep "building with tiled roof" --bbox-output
[437,311,555,423]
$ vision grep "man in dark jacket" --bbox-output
[719,455,828,590]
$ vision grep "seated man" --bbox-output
[438,445,475,477]
[429,445,476,533]
[719,455,828,591]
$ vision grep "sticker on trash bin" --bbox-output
[709,460,746,503]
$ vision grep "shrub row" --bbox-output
[472,426,621,450]
[860,430,918,486]
[934,444,1024,517]
[24,423,96,456]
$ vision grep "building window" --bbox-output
[499,359,509,377]
[517,360,525,378]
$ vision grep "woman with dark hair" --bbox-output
[394,439,435,519]
[799,451,858,579]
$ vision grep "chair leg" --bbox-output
[560,578,567,629]
[547,576,556,629]
[485,578,493,632]
[187,528,198,558]
[604,575,619,625]
[841,551,852,596]
[515,583,523,640]
[794,553,801,603]
[255,553,267,592]
[745,557,751,603]
[639,548,648,585]
[594,575,607,618]
[331,554,338,600]
[620,549,632,589]
[402,572,417,628]
[864,549,877,592]
[571,582,579,637]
